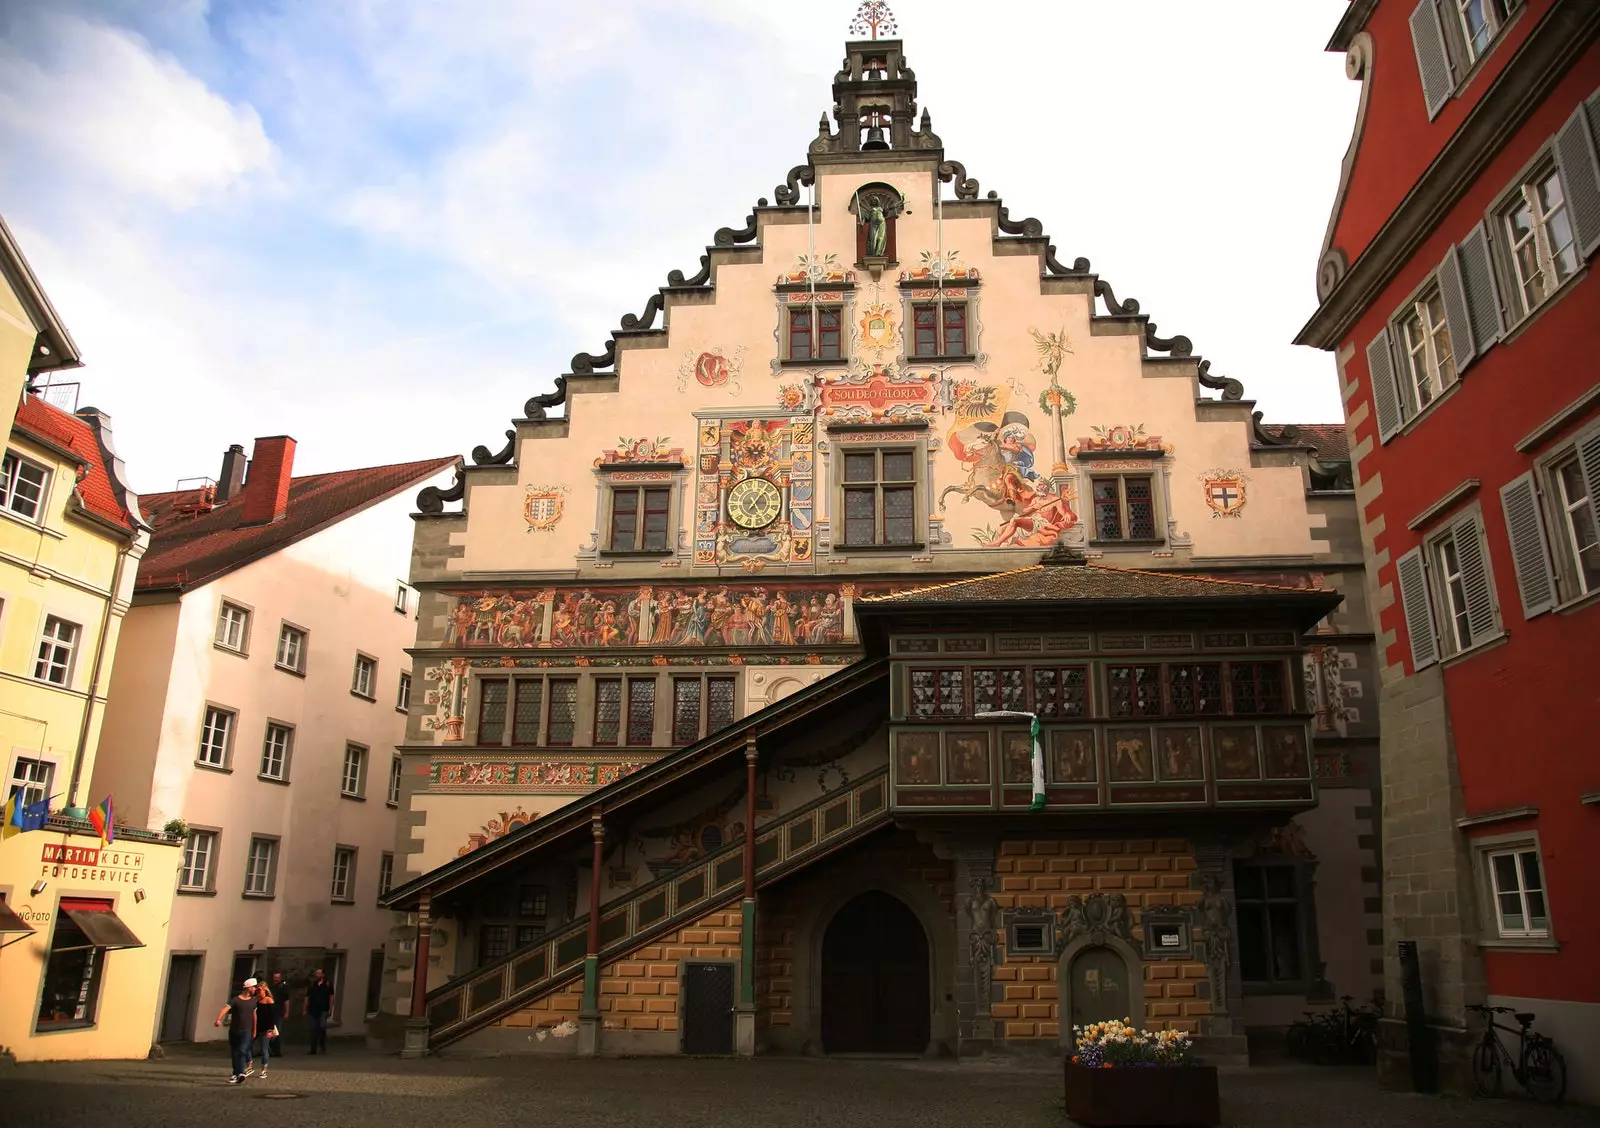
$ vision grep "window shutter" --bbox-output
[1366,329,1403,443]
[1395,546,1439,671]
[1436,245,1476,371]
[1410,0,1453,120]
[1576,423,1600,539]
[1451,513,1500,641]
[1553,104,1600,260]
[1456,222,1505,350]
[1498,472,1558,619]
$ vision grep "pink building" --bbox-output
[91,437,456,1045]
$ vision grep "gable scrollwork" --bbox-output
[1196,360,1246,402]
[619,293,664,333]
[937,160,980,201]
[774,163,816,207]
[471,430,516,467]
[416,463,465,515]
[714,205,762,248]
[524,376,568,421]
[668,254,712,289]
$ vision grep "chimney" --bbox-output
[217,444,248,502]
[239,436,296,526]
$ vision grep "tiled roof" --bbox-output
[137,456,458,592]
[859,560,1335,607]
[1259,422,1350,462]
[12,394,133,532]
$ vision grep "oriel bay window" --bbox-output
[1091,475,1157,542]
[608,486,671,553]
[910,300,968,358]
[786,305,843,362]
[671,675,738,745]
[905,660,1287,719]
[842,448,917,548]
[36,899,142,1031]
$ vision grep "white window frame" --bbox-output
[275,623,307,674]
[341,743,367,799]
[215,602,251,654]
[1,449,51,522]
[351,654,377,699]
[179,829,218,892]
[394,583,409,614]
[259,723,293,782]
[8,756,54,808]
[1471,831,1553,945]
[33,615,80,686]
[378,852,395,900]
[387,754,402,807]
[1454,0,1515,63]
[330,845,357,903]
[1551,452,1600,597]
[244,836,279,897]
[1397,287,1456,415]
[1423,513,1502,657]
[397,671,412,713]
[197,706,235,769]
[1501,164,1580,318]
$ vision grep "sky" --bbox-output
[0,0,1360,495]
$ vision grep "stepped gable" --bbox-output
[140,456,457,592]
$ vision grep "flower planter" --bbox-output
[1064,1061,1220,1127]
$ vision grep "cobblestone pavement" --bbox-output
[2,1049,1594,1128]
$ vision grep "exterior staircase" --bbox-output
[424,766,890,1049]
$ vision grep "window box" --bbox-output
[1063,1062,1220,1127]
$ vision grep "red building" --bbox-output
[1297,0,1600,1100]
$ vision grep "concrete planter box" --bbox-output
[1063,1061,1220,1127]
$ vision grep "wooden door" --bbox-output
[1068,946,1131,1027]
[682,962,735,1054]
[820,890,930,1053]
[160,955,201,1042]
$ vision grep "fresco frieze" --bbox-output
[431,757,652,794]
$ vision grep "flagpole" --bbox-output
[974,710,1045,811]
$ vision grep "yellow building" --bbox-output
[0,215,181,1062]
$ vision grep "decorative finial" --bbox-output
[850,1,897,40]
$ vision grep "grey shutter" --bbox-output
[1436,244,1476,372]
[1410,0,1453,120]
[1457,222,1505,349]
[1498,472,1558,619]
[1576,423,1600,537]
[1366,329,1403,443]
[1395,546,1439,671]
[1451,513,1500,641]
[1553,105,1600,259]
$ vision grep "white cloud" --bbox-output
[0,10,275,209]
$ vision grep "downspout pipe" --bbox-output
[65,541,129,813]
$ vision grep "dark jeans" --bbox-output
[228,1030,252,1078]
[309,1011,329,1052]
[253,1031,273,1067]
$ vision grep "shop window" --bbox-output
[35,899,142,1032]
[1234,865,1304,988]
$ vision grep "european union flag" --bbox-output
[18,795,52,832]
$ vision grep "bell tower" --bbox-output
[811,2,942,158]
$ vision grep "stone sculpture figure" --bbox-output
[964,876,999,1008]
[863,198,887,257]
[1197,870,1235,1013]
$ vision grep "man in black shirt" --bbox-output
[213,979,258,1084]
[303,967,335,1054]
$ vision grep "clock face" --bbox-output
[727,477,782,530]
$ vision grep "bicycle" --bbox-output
[1467,1003,1567,1104]
[1284,995,1378,1065]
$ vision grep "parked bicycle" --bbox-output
[1284,995,1379,1065]
[1468,1004,1566,1104]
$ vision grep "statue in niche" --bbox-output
[1197,870,1235,1014]
[864,199,887,257]
[851,184,902,264]
[964,876,1000,1008]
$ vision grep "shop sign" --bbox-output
[38,843,145,885]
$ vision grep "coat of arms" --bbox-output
[858,302,896,352]
[1199,470,1248,518]
[524,484,568,532]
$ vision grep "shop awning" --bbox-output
[0,901,34,934]
[61,899,143,950]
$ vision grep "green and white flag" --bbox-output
[975,710,1045,811]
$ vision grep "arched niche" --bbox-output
[848,183,905,266]
[1056,931,1146,1049]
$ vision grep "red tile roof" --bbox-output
[860,558,1341,607]
[1258,422,1350,462]
[137,456,458,592]
[12,394,134,532]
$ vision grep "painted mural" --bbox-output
[432,758,651,794]
[900,248,978,283]
[678,346,747,394]
[694,415,815,566]
[595,438,685,466]
[457,807,538,856]
[1304,644,1362,736]
[444,582,900,649]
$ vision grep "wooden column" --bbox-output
[742,733,759,898]
[581,809,604,1021]
[736,734,759,1054]
[408,891,432,1019]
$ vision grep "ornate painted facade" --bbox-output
[382,11,1382,1059]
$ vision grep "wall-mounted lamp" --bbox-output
[31,880,47,896]
[134,888,146,903]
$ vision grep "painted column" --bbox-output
[735,733,759,1055]
[401,892,432,1058]
[578,809,604,1056]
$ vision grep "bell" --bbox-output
[862,125,889,151]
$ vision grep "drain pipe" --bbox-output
[65,543,129,813]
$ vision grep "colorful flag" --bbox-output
[1028,715,1046,812]
[0,793,19,841]
[88,795,114,845]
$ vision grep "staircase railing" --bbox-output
[424,766,889,1047]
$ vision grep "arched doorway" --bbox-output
[1067,946,1133,1027]
[820,890,929,1053]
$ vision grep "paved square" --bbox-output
[2,1051,1594,1128]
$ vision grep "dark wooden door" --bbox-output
[821,890,929,1053]
[682,962,735,1054]
[160,955,201,1042]
[1068,947,1131,1027]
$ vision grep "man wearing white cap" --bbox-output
[214,978,259,1084]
